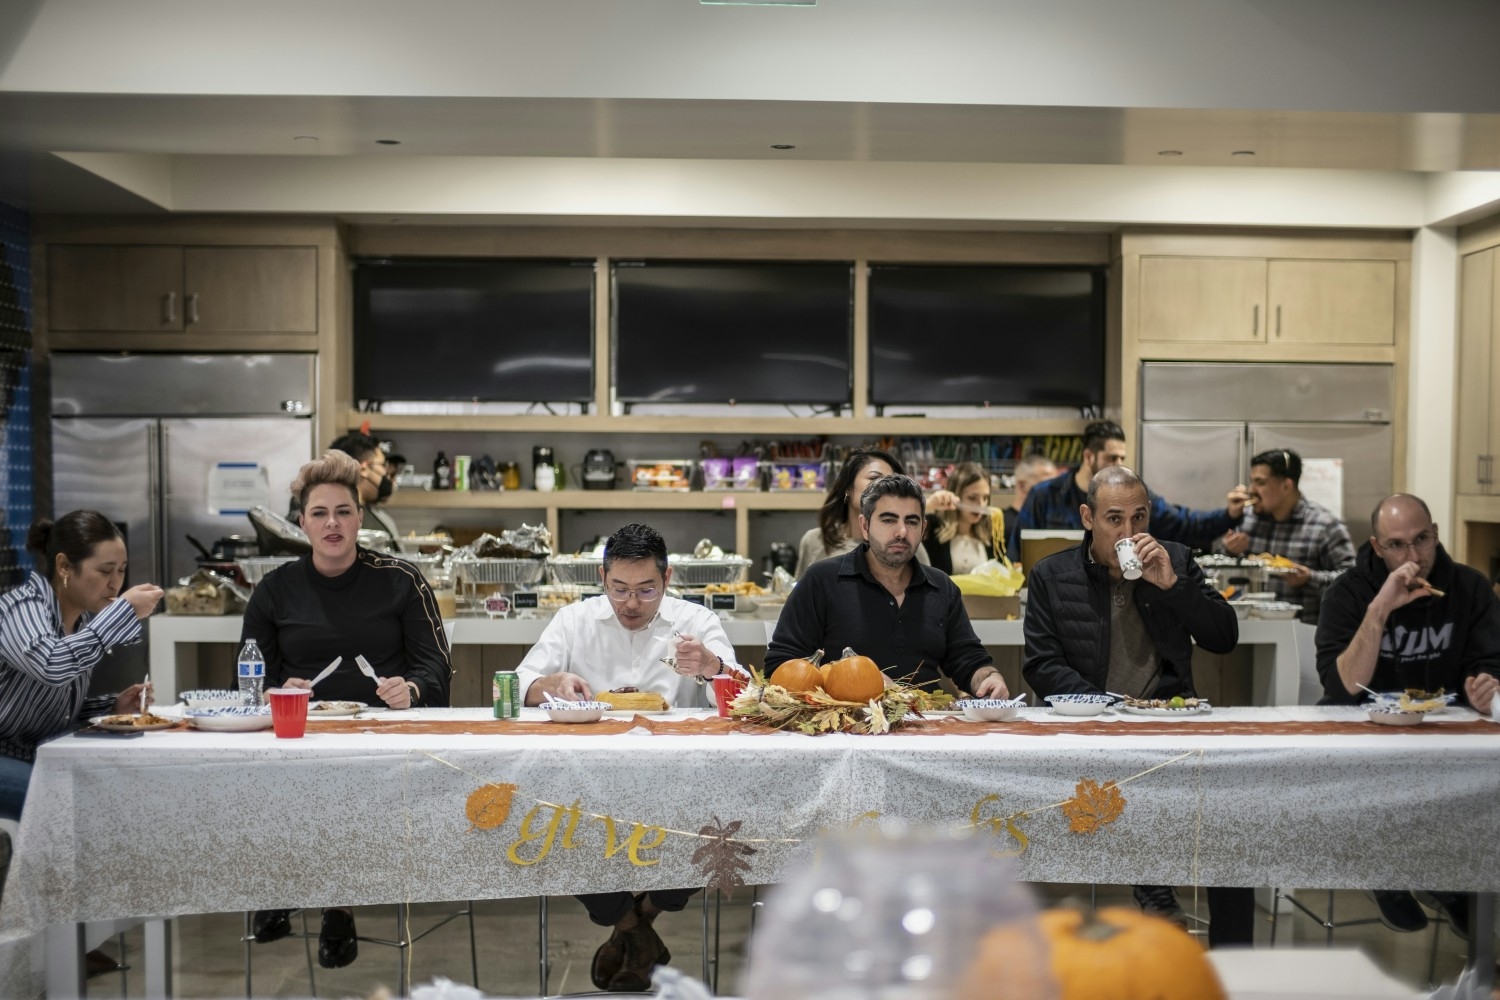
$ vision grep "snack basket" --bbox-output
[546,555,607,586]
[667,555,752,587]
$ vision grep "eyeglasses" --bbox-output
[605,586,662,603]
[1379,530,1436,556]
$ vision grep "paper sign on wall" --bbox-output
[208,463,271,515]
[1299,458,1343,519]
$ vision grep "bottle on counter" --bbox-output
[237,638,265,706]
[434,451,453,490]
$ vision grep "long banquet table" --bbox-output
[2,704,1497,997]
[148,615,1309,705]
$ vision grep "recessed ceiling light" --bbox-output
[1232,150,1256,157]
[293,135,319,142]
[771,144,796,150]
[376,138,402,145]
[1158,149,1183,156]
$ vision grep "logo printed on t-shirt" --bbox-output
[1380,622,1454,662]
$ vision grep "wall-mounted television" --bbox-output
[868,265,1106,409]
[354,258,595,404]
[613,261,852,407]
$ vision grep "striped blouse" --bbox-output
[0,571,143,762]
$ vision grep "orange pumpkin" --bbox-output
[821,646,886,704]
[770,650,825,692]
[965,906,1225,1000]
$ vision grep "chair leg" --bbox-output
[538,896,550,997]
[1269,889,1280,946]
[712,891,722,994]
[116,931,128,994]
[302,909,317,998]
[244,912,253,1000]
[466,900,479,989]
[701,891,711,983]
[396,903,411,998]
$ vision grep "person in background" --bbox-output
[245,451,451,968]
[924,461,1006,573]
[1315,493,1500,939]
[289,431,401,544]
[770,474,1010,698]
[1215,448,1354,624]
[515,523,734,991]
[1012,420,1249,556]
[0,512,160,977]
[1007,452,1057,540]
[795,447,929,577]
[1022,466,1250,944]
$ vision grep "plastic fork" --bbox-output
[355,655,379,683]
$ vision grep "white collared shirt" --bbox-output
[515,595,736,708]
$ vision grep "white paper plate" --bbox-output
[1119,702,1213,717]
[307,701,367,718]
[90,715,177,732]
[601,708,673,717]
[186,709,274,732]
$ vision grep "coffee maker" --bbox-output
[582,448,617,490]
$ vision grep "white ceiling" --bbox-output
[1,0,1498,222]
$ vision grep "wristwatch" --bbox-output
[404,680,420,705]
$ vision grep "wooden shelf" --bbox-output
[347,411,1091,436]
[386,489,823,511]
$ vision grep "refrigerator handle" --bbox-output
[1252,304,1259,338]
[161,292,176,325]
[149,423,165,586]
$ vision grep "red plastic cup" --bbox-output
[267,688,312,738]
[712,674,746,718]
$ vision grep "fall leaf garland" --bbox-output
[692,816,757,897]
[1060,779,1126,834]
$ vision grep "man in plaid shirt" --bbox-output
[1217,449,1355,624]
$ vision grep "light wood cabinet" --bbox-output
[1138,255,1396,347]
[1139,256,1265,342]
[47,244,317,338]
[1455,247,1500,495]
[1266,259,1396,345]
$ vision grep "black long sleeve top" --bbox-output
[765,544,993,693]
[241,548,451,706]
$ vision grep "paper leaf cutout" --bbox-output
[1060,779,1125,834]
[466,783,519,831]
[692,815,756,898]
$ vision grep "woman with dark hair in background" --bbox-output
[794,448,930,577]
[0,510,161,822]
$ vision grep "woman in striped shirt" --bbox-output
[0,511,162,821]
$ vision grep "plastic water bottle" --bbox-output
[237,639,265,706]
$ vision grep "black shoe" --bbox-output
[252,908,293,944]
[606,920,667,992]
[1366,890,1428,933]
[318,909,358,969]
[1415,891,1470,941]
[1132,884,1188,928]
[85,948,126,979]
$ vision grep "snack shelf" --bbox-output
[348,411,1090,436]
[385,490,824,511]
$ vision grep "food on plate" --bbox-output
[1396,691,1447,713]
[769,651,825,693]
[598,689,670,711]
[165,580,230,616]
[99,712,174,728]
[309,701,363,713]
[704,580,768,596]
[820,647,886,704]
[1122,696,1205,710]
[1256,552,1296,569]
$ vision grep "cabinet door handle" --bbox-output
[1275,304,1282,338]
[186,293,200,325]
[1252,304,1259,337]
[162,292,176,324]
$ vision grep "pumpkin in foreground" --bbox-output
[821,646,886,703]
[769,650,825,693]
[958,906,1227,1000]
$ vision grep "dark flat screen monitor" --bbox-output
[869,265,1106,408]
[354,258,595,403]
[613,261,852,406]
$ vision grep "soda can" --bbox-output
[1114,537,1144,581]
[454,455,472,492]
[493,670,520,719]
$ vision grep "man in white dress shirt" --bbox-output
[516,522,736,990]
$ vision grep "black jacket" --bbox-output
[924,513,1008,576]
[1023,535,1238,698]
[1315,541,1500,706]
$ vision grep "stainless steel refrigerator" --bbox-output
[1137,362,1393,526]
[50,354,316,589]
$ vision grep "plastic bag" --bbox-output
[950,560,1025,597]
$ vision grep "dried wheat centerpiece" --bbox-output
[729,648,953,735]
